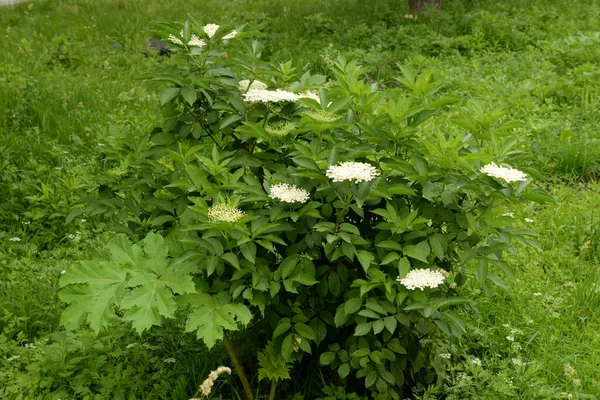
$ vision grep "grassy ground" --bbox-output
[1,0,599,398]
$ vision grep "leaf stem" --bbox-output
[268,380,277,400]
[223,331,255,400]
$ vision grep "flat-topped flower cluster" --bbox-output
[398,269,446,290]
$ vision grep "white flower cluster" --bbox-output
[162,357,177,363]
[168,31,206,48]
[238,79,268,92]
[203,24,237,39]
[207,204,244,223]
[242,88,299,103]
[269,183,310,203]
[297,90,320,103]
[326,161,379,183]
[480,162,527,183]
[203,23,220,38]
[9,237,21,242]
[200,366,232,396]
[397,269,446,290]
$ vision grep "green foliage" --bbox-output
[59,19,550,398]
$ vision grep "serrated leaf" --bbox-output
[183,293,250,349]
[59,259,128,332]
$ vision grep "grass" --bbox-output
[1,0,600,398]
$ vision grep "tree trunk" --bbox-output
[409,0,441,14]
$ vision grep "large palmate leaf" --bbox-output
[59,233,195,334]
[179,292,253,349]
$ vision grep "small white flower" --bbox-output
[187,34,206,48]
[440,353,451,359]
[564,363,576,377]
[207,204,244,223]
[524,218,534,223]
[471,358,482,366]
[398,269,446,290]
[242,88,299,103]
[480,162,527,183]
[222,30,237,40]
[24,343,36,348]
[169,32,206,48]
[203,23,220,38]
[168,34,183,45]
[502,212,514,217]
[326,162,379,183]
[512,358,524,367]
[533,292,542,296]
[238,79,268,92]
[7,355,20,361]
[163,357,177,364]
[60,270,66,274]
[572,378,581,386]
[80,219,86,222]
[506,335,515,342]
[9,237,21,242]
[126,343,137,349]
[269,183,310,203]
[297,90,321,103]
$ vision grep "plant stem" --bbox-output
[223,331,255,400]
[268,380,277,400]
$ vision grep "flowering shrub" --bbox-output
[59,21,551,398]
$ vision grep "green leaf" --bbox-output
[180,86,197,106]
[291,274,319,286]
[221,252,240,269]
[219,114,242,130]
[240,242,257,264]
[160,87,180,106]
[183,294,251,349]
[354,322,372,336]
[294,323,316,341]
[280,255,299,279]
[344,298,363,315]
[365,370,377,388]
[352,348,370,357]
[356,250,375,273]
[273,322,291,339]
[429,235,446,260]
[387,339,407,354]
[320,351,336,366]
[338,363,351,379]
[281,334,294,361]
[384,316,397,334]
[293,156,321,171]
[402,244,429,262]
